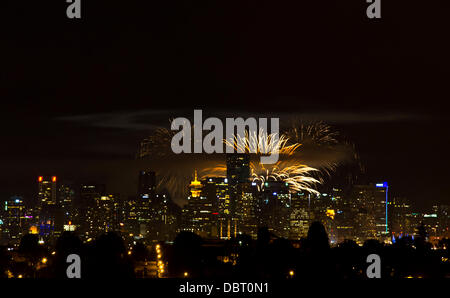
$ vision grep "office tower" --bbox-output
[259,181,291,238]
[79,184,106,207]
[183,171,217,238]
[120,198,140,236]
[374,182,389,237]
[389,197,413,236]
[58,183,76,225]
[202,176,235,239]
[85,194,119,238]
[38,203,63,240]
[236,182,259,239]
[422,206,439,241]
[289,192,310,240]
[77,183,106,239]
[334,188,356,243]
[350,183,389,242]
[226,153,250,237]
[38,176,57,205]
[309,191,338,243]
[130,191,179,242]
[438,205,449,238]
[1,196,30,245]
[151,193,181,241]
[138,170,156,200]
[226,153,250,185]
[37,176,63,240]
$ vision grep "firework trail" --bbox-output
[284,120,339,146]
[250,162,321,195]
[281,120,361,178]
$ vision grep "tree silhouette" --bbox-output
[52,232,84,278]
[169,231,203,278]
[84,232,134,279]
[18,234,47,278]
[299,221,334,279]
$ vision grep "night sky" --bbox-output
[1,1,449,209]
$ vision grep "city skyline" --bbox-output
[2,154,448,244]
[1,117,448,211]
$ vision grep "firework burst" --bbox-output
[224,128,300,156]
[250,162,321,195]
[224,129,322,195]
[284,120,339,146]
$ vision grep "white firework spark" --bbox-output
[225,129,322,195]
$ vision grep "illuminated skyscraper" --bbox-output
[38,176,57,205]
[189,170,203,198]
[389,197,413,236]
[77,183,106,238]
[374,182,389,237]
[37,176,62,239]
[437,205,449,238]
[226,153,250,236]
[85,194,119,238]
[259,181,291,238]
[350,183,389,242]
[1,196,31,245]
[183,171,218,238]
[58,183,76,225]
[236,182,259,239]
[289,192,310,240]
[202,177,231,239]
[226,153,250,186]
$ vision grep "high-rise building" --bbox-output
[289,192,310,240]
[202,176,238,239]
[182,171,218,238]
[77,184,106,238]
[120,198,140,236]
[85,194,119,238]
[38,176,57,205]
[438,205,449,238]
[79,184,106,207]
[58,183,76,226]
[350,183,389,242]
[226,153,250,237]
[388,197,414,236]
[236,182,259,239]
[1,196,31,245]
[226,153,250,185]
[259,181,291,238]
[151,193,181,241]
[138,170,156,200]
[334,188,356,243]
[423,205,440,241]
[37,176,63,240]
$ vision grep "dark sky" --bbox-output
[1,1,449,209]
